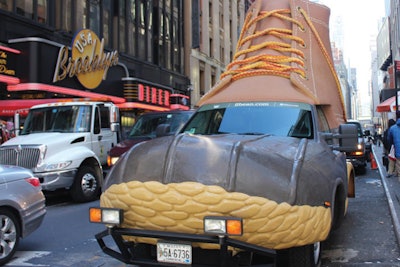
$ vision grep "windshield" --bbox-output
[21,105,92,134]
[182,102,313,138]
[129,112,193,138]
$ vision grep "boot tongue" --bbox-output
[237,0,292,60]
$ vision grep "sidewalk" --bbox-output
[372,144,400,247]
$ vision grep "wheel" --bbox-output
[276,242,321,267]
[70,165,101,202]
[0,209,20,266]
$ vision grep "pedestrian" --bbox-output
[388,111,400,179]
[384,118,396,176]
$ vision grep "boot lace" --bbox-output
[221,9,306,80]
[221,6,341,98]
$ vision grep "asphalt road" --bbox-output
[322,145,400,266]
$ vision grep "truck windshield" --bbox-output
[21,105,92,134]
[182,102,313,139]
[129,112,192,138]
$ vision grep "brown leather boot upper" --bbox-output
[197,0,346,129]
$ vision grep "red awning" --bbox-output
[7,83,126,104]
[0,99,61,117]
[376,96,396,113]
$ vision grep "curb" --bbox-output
[372,145,400,248]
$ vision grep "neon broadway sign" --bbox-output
[53,29,119,89]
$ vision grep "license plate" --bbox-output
[157,241,192,265]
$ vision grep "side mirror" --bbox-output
[155,124,171,137]
[321,123,358,152]
[336,123,358,152]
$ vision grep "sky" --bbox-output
[319,0,386,92]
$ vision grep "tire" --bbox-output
[276,243,321,267]
[0,209,20,266]
[70,165,101,202]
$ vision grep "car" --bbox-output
[107,110,194,166]
[90,0,358,265]
[0,164,46,265]
[346,120,367,174]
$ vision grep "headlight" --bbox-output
[204,216,242,236]
[357,143,363,150]
[89,207,123,226]
[44,161,72,171]
[107,155,119,167]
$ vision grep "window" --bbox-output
[94,107,101,134]
[0,0,12,11]
[55,0,73,32]
[127,0,137,55]
[118,0,126,52]
[316,107,331,133]
[89,0,100,36]
[138,0,147,60]
[16,0,33,19]
[37,0,47,23]
[183,102,314,139]
[102,0,112,47]
[100,106,111,129]
[14,0,47,23]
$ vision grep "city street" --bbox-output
[2,145,400,266]
[322,145,400,266]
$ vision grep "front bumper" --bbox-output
[95,226,276,267]
[35,169,77,191]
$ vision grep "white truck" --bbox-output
[0,101,120,202]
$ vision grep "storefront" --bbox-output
[0,29,190,136]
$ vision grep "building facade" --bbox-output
[0,0,190,133]
[184,0,246,106]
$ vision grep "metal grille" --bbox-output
[0,146,41,169]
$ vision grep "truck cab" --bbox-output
[0,101,120,202]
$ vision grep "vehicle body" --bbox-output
[107,110,194,166]
[0,101,120,202]
[91,1,358,266]
[346,120,367,174]
[0,164,46,265]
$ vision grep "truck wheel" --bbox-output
[276,242,321,267]
[0,209,20,266]
[70,166,100,202]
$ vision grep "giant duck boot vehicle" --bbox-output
[90,0,358,266]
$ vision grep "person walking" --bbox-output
[388,111,400,179]
[384,118,396,177]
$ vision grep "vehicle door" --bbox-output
[91,105,114,164]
